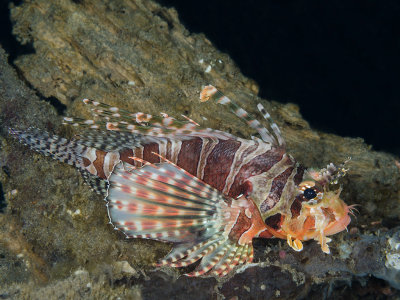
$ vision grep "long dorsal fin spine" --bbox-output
[257,103,286,147]
[200,85,286,147]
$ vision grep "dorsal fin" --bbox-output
[200,85,285,147]
[63,99,236,141]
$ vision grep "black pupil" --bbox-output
[304,188,317,200]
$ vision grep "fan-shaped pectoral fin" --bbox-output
[158,195,268,277]
[106,158,266,277]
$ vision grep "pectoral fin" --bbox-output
[106,159,265,277]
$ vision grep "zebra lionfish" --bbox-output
[10,85,353,277]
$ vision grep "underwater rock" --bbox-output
[0,0,399,298]
[384,230,400,289]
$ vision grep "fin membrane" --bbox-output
[79,169,109,195]
[9,127,86,168]
[75,130,143,152]
[63,99,236,140]
[200,85,285,147]
[106,160,257,277]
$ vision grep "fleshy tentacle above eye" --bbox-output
[106,156,267,277]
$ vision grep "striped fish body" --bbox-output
[10,128,295,217]
[79,132,310,243]
[10,85,352,276]
[77,135,311,242]
[81,136,297,204]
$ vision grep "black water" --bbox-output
[160,0,400,156]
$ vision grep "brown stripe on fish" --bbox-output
[143,142,160,163]
[286,165,306,217]
[157,138,168,161]
[293,165,305,185]
[119,148,136,166]
[228,147,286,198]
[262,163,302,219]
[245,153,294,207]
[176,138,203,175]
[290,196,303,218]
[82,147,99,175]
[227,207,252,242]
[260,166,294,213]
[264,213,283,230]
[202,139,242,192]
[92,149,107,179]
[222,139,272,195]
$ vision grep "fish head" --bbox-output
[259,159,352,254]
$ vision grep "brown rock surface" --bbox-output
[0,0,399,298]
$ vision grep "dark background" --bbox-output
[159,0,400,156]
[1,0,399,156]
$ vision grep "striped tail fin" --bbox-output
[9,128,86,168]
[106,159,267,277]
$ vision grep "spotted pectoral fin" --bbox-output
[106,160,264,277]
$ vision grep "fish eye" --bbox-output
[303,188,317,200]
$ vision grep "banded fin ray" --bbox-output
[63,99,236,141]
[200,85,285,147]
[82,98,193,130]
[106,160,263,277]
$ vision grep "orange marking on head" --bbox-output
[303,216,315,231]
[324,210,351,236]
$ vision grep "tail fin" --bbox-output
[9,128,86,168]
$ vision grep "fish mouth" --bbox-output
[259,188,353,255]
